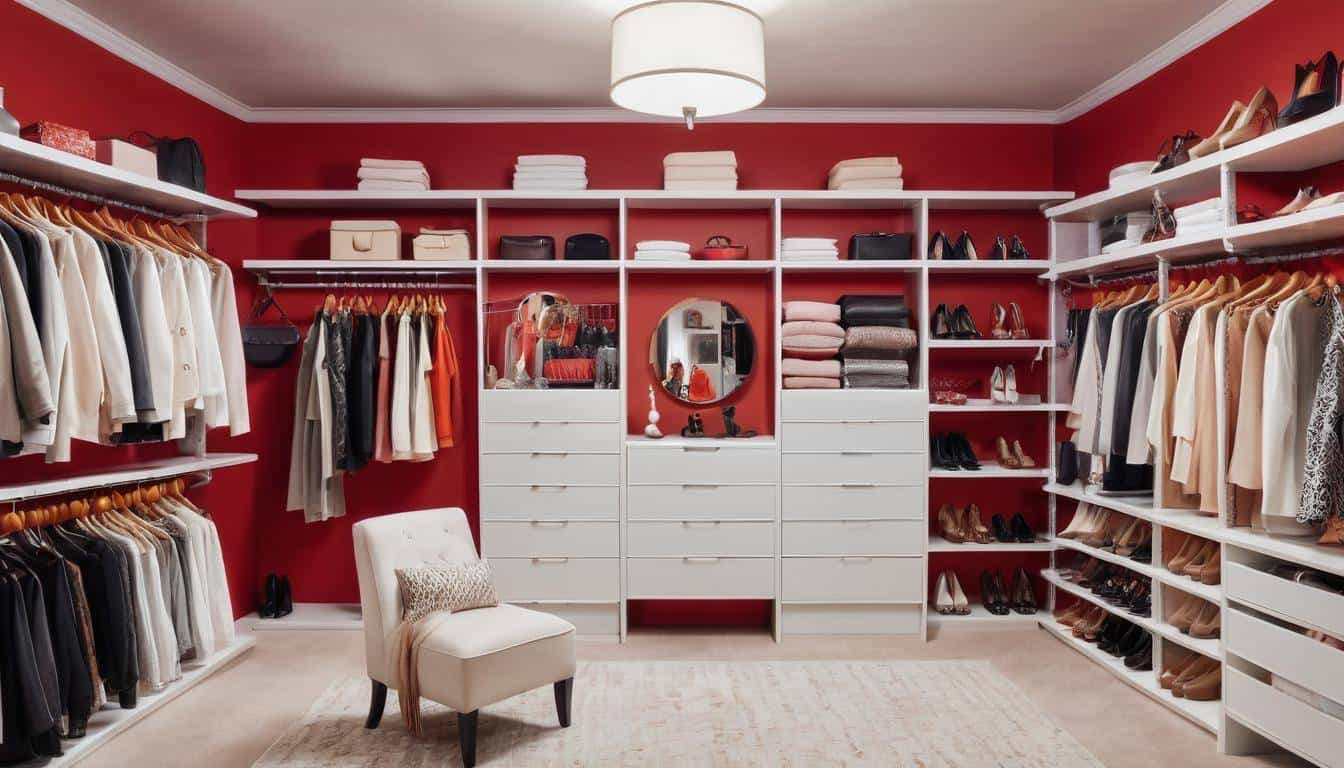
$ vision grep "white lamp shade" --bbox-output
[610,0,766,119]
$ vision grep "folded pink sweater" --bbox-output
[782,358,841,377]
[785,376,841,389]
[783,301,841,323]
[782,320,844,339]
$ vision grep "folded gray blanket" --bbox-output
[841,348,913,361]
[843,359,909,376]
[844,373,910,389]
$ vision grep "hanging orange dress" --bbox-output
[430,309,460,448]
[688,365,717,402]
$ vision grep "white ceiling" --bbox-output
[37,0,1257,121]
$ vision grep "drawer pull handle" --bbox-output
[531,420,570,427]
[841,451,874,457]
[683,557,721,564]
[682,446,721,453]
[681,483,720,490]
[529,485,569,492]
[530,520,569,528]
[841,556,873,564]
[841,520,874,527]
[681,521,722,527]
[531,452,569,458]
[840,483,878,489]
[532,557,570,564]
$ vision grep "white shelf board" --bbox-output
[776,190,922,210]
[1219,525,1344,580]
[1049,232,1228,279]
[928,535,1055,553]
[234,189,479,209]
[779,260,922,272]
[1054,535,1221,604]
[0,453,258,504]
[1225,201,1344,252]
[929,399,1067,413]
[927,339,1053,350]
[1045,483,1244,549]
[923,190,1075,210]
[928,604,1042,626]
[623,191,777,209]
[930,461,1051,479]
[1044,159,1223,224]
[480,191,622,209]
[926,259,1052,274]
[1221,105,1344,173]
[1043,569,1221,660]
[243,259,479,274]
[50,636,256,767]
[625,260,778,272]
[0,132,255,220]
[482,260,620,272]
[1038,619,1220,733]
[246,602,363,631]
[625,435,777,448]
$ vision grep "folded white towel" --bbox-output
[781,237,838,250]
[829,157,901,174]
[1108,161,1152,185]
[829,164,905,187]
[663,165,738,182]
[516,154,586,168]
[830,178,905,191]
[664,150,737,168]
[664,179,738,191]
[513,167,588,178]
[781,250,840,261]
[358,179,429,191]
[512,180,588,191]
[357,166,431,185]
[635,250,692,261]
[360,158,425,170]
[636,240,691,252]
[1175,210,1222,229]
[1173,198,1223,220]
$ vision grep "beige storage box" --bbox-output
[413,227,471,260]
[96,139,158,180]
[330,220,401,261]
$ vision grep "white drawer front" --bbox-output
[481,453,619,485]
[1226,668,1343,768]
[1226,562,1344,639]
[783,520,923,556]
[491,557,618,601]
[507,602,619,636]
[782,389,926,422]
[782,604,922,635]
[628,522,774,557]
[481,420,622,453]
[481,521,618,558]
[482,389,620,423]
[627,484,775,521]
[1227,608,1344,707]
[783,557,923,602]
[627,557,774,598]
[782,452,923,484]
[481,485,619,521]
[781,421,924,452]
[783,484,923,520]
[628,445,779,484]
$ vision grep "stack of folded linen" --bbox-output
[664,151,737,190]
[1174,197,1224,238]
[634,240,691,261]
[1100,210,1155,254]
[828,157,903,190]
[1109,161,1153,188]
[357,158,430,191]
[838,295,914,389]
[781,237,839,261]
[514,155,588,191]
[781,301,843,389]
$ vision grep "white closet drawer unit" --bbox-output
[627,557,774,598]
[627,444,778,485]
[481,420,622,453]
[782,604,922,635]
[627,484,775,521]
[783,557,923,602]
[783,484,923,520]
[482,390,620,423]
[1226,562,1344,639]
[507,602,620,636]
[783,520,923,556]
[481,521,618,558]
[480,485,619,521]
[781,420,924,452]
[1226,667,1343,768]
[1227,608,1344,706]
[627,521,774,557]
[781,389,926,421]
[481,452,619,485]
[491,557,619,601]
[782,452,923,485]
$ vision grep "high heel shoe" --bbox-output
[952,230,978,260]
[948,571,971,615]
[1004,364,1019,404]
[930,434,960,471]
[1221,86,1278,149]
[988,236,1009,260]
[1189,100,1246,157]
[1273,186,1320,217]
[1007,302,1028,339]
[1189,603,1221,639]
[939,504,966,543]
[991,514,1012,543]
[996,436,1021,469]
[928,230,953,260]
[934,571,955,614]
[949,433,981,471]
[1010,513,1035,543]
[261,573,279,619]
[964,503,991,544]
[989,303,1010,339]
[1011,568,1037,615]
[278,575,294,618]
[1280,51,1339,127]
[1011,439,1035,468]
[981,570,1009,615]
[951,304,980,339]
[1151,130,1201,173]
[1166,536,1201,573]
[1009,235,1030,260]
[932,303,953,339]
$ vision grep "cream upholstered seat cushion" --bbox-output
[352,506,576,709]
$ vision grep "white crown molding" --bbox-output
[17,0,1273,126]
[1053,0,1275,124]
[15,0,252,121]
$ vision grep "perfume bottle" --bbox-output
[0,88,17,136]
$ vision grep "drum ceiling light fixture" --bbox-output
[609,0,766,130]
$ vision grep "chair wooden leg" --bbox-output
[554,677,574,728]
[457,710,479,768]
[365,679,388,729]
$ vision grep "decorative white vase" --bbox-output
[643,385,664,438]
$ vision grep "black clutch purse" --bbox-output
[564,233,611,260]
[848,232,913,260]
[499,235,555,260]
[1056,441,1079,486]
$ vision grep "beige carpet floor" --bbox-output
[254,660,1102,767]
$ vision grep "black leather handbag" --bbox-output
[499,235,555,260]
[129,131,206,192]
[848,232,913,260]
[242,295,301,368]
[837,295,910,328]
[564,233,611,260]
[1056,441,1079,486]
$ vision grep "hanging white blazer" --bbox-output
[390,311,414,460]
[1067,310,1101,450]
[157,506,213,659]
[128,244,174,424]
[1125,309,1162,465]
[1261,292,1327,535]
[49,228,101,447]
[22,226,67,450]
[68,227,136,429]
[411,316,437,461]
[0,233,54,433]
[184,258,227,424]
[152,248,199,441]
[209,258,250,436]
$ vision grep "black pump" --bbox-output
[952,230,977,260]
[1280,51,1340,126]
[951,304,981,339]
[948,432,981,471]
[932,304,953,339]
[1009,235,1031,260]
[261,573,279,619]
[1010,513,1036,543]
[277,575,294,618]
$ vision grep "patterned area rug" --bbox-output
[254,661,1102,767]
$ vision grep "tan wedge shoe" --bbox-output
[938,504,966,544]
[1166,536,1200,573]
[996,437,1021,469]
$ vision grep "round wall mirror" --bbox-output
[649,298,755,405]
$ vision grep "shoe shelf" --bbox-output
[928,605,1040,626]
[928,400,1069,413]
[1042,569,1221,660]
[927,535,1055,553]
[930,462,1052,479]
[778,261,924,272]
[925,259,1052,274]
[1038,619,1220,733]
[1224,200,1344,252]
[927,339,1053,350]
[1054,536,1221,604]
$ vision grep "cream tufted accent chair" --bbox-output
[353,508,576,767]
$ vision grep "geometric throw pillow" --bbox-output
[396,559,499,623]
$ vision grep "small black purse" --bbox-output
[848,232,913,260]
[129,131,207,192]
[564,233,611,260]
[1056,441,1079,486]
[242,295,301,368]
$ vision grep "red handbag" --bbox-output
[21,121,95,160]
